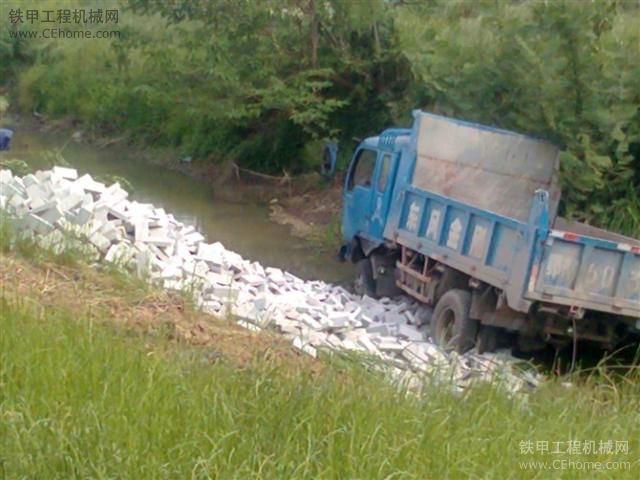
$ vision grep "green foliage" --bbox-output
[3,295,640,478]
[1,0,639,235]
[94,173,135,194]
[0,158,30,176]
[394,0,640,236]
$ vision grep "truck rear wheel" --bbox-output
[434,269,468,304]
[432,289,476,353]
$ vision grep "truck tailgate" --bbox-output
[529,223,640,318]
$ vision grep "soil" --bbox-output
[0,253,324,373]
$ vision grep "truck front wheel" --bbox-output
[432,289,476,353]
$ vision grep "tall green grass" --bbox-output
[1,296,639,478]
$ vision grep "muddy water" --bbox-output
[9,128,354,284]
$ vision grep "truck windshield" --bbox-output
[348,148,377,190]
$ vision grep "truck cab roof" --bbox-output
[362,128,412,153]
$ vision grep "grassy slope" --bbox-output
[1,246,640,478]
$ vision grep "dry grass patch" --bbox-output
[0,253,320,371]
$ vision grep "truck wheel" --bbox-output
[432,289,476,353]
[354,258,376,297]
[434,269,467,304]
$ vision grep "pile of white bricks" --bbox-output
[0,166,542,393]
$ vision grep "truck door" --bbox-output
[343,147,378,241]
[369,151,398,239]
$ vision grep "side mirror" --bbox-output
[0,128,13,151]
[321,143,338,178]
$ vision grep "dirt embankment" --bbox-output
[227,170,344,242]
[0,253,322,372]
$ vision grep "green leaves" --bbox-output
[393,0,640,237]
[3,0,638,235]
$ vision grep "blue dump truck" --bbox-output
[339,110,640,353]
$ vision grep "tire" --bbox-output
[354,258,376,297]
[432,289,476,353]
[434,269,468,304]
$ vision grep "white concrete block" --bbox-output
[105,243,134,264]
[52,166,78,180]
[366,323,393,336]
[292,336,317,358]
[72,205,93,225]
[0,169,12,184]
[0,182,26,199]
[58,191,85,212]
[341,339,365,352]
[34,170,51,182]
[206,270,233,286]
[301,315,322,330]
[25,183,49,203]
[74,174,106,194]
[322,311,350,329]
[89,231,111,252]
[356,336,381,355]
[145,234,173,248]
[402,343,432,365]
[377,340,408,352]
[22,174,40,187]
[183,231,205,245]
[238,319,262,332]
[8,194,28,216]
[418,342,448,363]
[384,312,407,326]
[196,242,225,264]
[148,244,170,262]
[99,221,121,242]
[210,285,238,299]
[134,219,148,243]
[398,324,425,342]
[161,264,182,280]
[10,176,25,189]
[92,204,109,224]
[23,213,55,234]
[103,183,128,203]
[274,318,300,334]
[254,295,269,311]
[38,205,64,225]
[136,249,151,277]
[325,334,343,349]
[106,202,130,221]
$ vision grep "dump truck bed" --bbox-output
[389,111,640,318]
[528,221,640,318]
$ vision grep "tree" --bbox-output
[393,0,640,236]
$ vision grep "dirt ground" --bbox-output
[0,253,323,373]
[202,163,345,240]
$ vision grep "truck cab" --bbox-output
[339,129,411,298]
[341,129,410,259]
